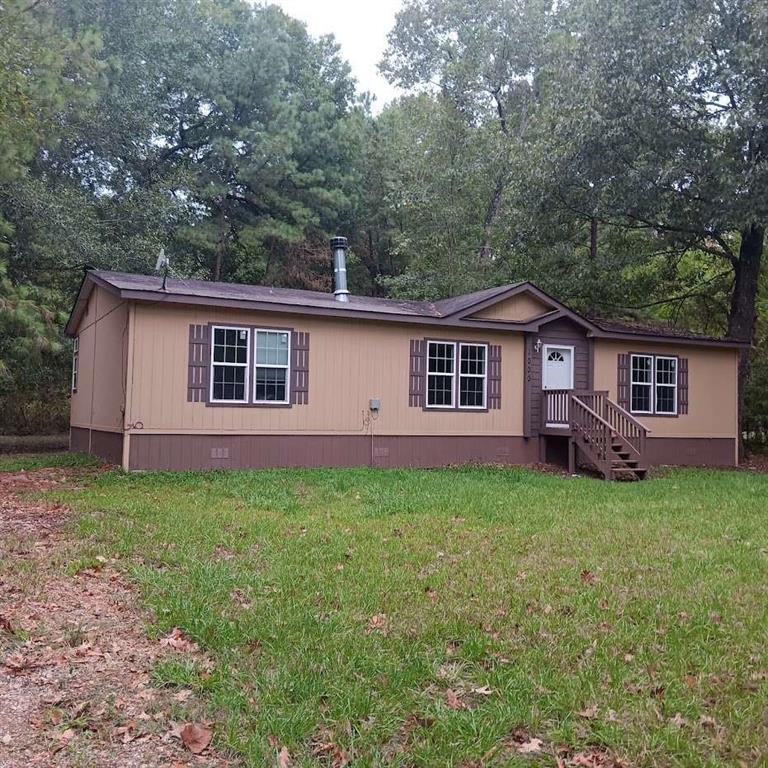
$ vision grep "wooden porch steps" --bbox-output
[544,389,649,481]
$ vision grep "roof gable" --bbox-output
[466,291,556,323]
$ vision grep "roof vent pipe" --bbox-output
[330,236,350,303]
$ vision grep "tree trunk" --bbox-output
[211,208,227,282]
[590,217,598,260]
[479,171,505,259]
[727,222,765,458]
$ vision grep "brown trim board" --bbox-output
[124,433,739,471]
[70,426,124,465]
[128,434,538,471]
[645,437,736,467]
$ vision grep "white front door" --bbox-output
[542,345,574,390]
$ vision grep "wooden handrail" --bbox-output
[561,390,649,480]
[570,396,616,434]
[569,395,616,470]
[605,399,651,434]
[603,399,648,459]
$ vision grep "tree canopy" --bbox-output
[0,0,765,442]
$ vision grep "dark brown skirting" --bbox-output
[128,434,538,471]
[645,437,736,467]
[70,427,123,465]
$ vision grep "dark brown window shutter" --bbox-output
[409,339,427,407]
[488,344,502,409]
[617,353,630,409]
[188,324,210,402]
[678,357,688,414]
[291,331,310,405]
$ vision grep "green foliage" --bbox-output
[0,259,70,433]
[0,0,102,183]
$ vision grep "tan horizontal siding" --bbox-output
[128,303,526,436]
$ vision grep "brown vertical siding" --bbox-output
[646,437,736,467]
[70,426,124,465]
[527,317,590,435]
[128,433,537,471]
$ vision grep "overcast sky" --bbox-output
[269,0,404,110]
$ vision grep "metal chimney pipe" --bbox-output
[330,236,350,303]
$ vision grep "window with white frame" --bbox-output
[71,336,79,393]
[211,326,249,402]
[655,356,677,414]
[254,329,290,403]
[459,343,487,408]
[630,354,677,415]
[427,341,455,407]
[630,354,653,413]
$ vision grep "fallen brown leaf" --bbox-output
[180,722,213,754]
[366,613,389,635]
[517,737,544,754]
[3,653,34,674]
[278,745,293,767]
[578,704,599,719]
[160,627,199,653]
[580,570,597,585]
[173,688,193,702]
[445,689,466,710]
[669,713,687,728]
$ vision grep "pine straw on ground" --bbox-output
[0,467,235,768]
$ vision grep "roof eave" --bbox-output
[111,287,559,332]
[588,328,748,349]
[64,271,123,336]
[69,272,745,348]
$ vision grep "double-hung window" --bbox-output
[630,354,677,415]
[654,356,677,414]
[254,330,290,403]
[427,341,455,407]
[459,343,486,408]
[211,326,249,402]
[71,337,79,393]
[426,341,488,409]
[630,354,653,413]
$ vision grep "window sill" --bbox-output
[206,401,293,409]
[424,405,490,413]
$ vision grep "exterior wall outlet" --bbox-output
[369,398,381,412]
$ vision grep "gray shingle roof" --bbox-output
[70,270,743,347]
[590,316,731,342]
[90,270,522,319]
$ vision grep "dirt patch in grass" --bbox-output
[0,467,234,767]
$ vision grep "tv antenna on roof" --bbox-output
[155,248,170,291]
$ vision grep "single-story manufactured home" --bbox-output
[65,238,743,478]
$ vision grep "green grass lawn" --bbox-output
[14,458,768,766]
